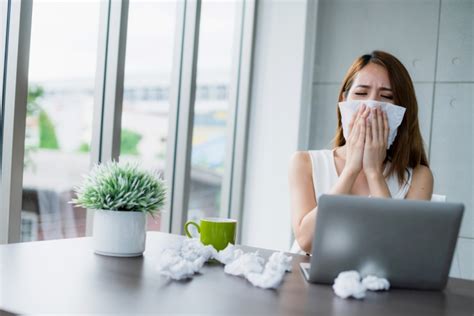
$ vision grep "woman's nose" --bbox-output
[368,91,381,101]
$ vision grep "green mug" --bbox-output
[184,217,237,251]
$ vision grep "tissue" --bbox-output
[332,270,391,299]
[180,238,217,262]
[156,238,216,280]
[246,252,294,289]
[338,100,406,149]
[266,252,293,273]
[156,248,199,280]
[224,251,265,277]
[156,239,293,290]
[332,270,367,299]
[362,275,390,291]
[214,244,244,264]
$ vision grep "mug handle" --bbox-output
[184,221,200,238]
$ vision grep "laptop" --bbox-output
[300,194,464,290]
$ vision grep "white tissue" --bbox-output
[332,270,367,299]
[332,270,391,299]
[156,238,216,280]
[338,100,406,149]
[265,252,293,273]
[245,252,293,289]
[362,275,390,291]
[246,270,286,289]
[214,244,243,264]
[156,238,293,289]
[156,248,198,280]
[224,251,265,277]
[180,238,217,262]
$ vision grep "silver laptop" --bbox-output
[300,194,464,290]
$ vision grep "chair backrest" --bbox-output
[431,194,446,202]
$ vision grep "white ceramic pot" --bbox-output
[92,210,147,257]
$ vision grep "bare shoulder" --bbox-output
[406,164,434,200]
[289,151,312,176]
[412,165,433,183]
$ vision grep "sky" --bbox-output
[18,0,239,83]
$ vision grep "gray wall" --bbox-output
[307,0,473,279]
[242,0,308,251]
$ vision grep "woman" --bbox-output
[289,51,434,254]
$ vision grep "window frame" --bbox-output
[0,0,256,244]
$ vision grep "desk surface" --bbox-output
[1,232,473,315]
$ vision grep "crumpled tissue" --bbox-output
[332,270,390,299]
[155,238,216,280]
[223,251,265,277]
[333,270,367,299]
[338,100,406,149]
[362,275,390,291]
[156,238,293,289]
[245,252,293,289]
[213,243,244,265]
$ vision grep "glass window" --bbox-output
[187,1,239,222]
[120,0,178,231]
[21,1,100,241]
[0,0,7,98]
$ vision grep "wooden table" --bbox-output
[1,232,473,315]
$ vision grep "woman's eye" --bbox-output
[382,95,393,99]
[354,92,367,96]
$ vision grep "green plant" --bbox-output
[39,109,60,149]
[121,128,142,155]
[24,85,61,169]
[27,85,44,116]
[78,142,90,153]
[24,86,45,169]
[72,161,166,215]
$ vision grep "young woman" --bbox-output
[289,51,434,254]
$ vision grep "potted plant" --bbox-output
[72,161,166,257]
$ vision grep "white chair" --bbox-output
[431,194,446,202]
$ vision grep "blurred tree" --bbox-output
[25,85,60,169]
[78,129,142,155]
[39,109,59,149]
[121,128,142,156]
[78,142,90,153]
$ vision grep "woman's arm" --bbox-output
[366,173,392,198]
[289,152,317,253]
[290,107,368,253]
[405,165,434,200]
[289,152,361,253]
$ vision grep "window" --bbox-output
[120,0,178,231]
[187,1,239,222]
[1,0,254,243]
[0,0,7,118]
[21,1,100,241]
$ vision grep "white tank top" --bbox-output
[290,149,413,254]
[310,149,412,201]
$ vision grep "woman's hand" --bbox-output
[363,106,389,178]
[343,104,370,175]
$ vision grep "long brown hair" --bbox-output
[334,50,429,185]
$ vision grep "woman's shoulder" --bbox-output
[290,149,332,166]
[411,164,433,182]
[307,148,333,155]
[290,149,334,176]
[290,151,312,174]
[405,164,434,200]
